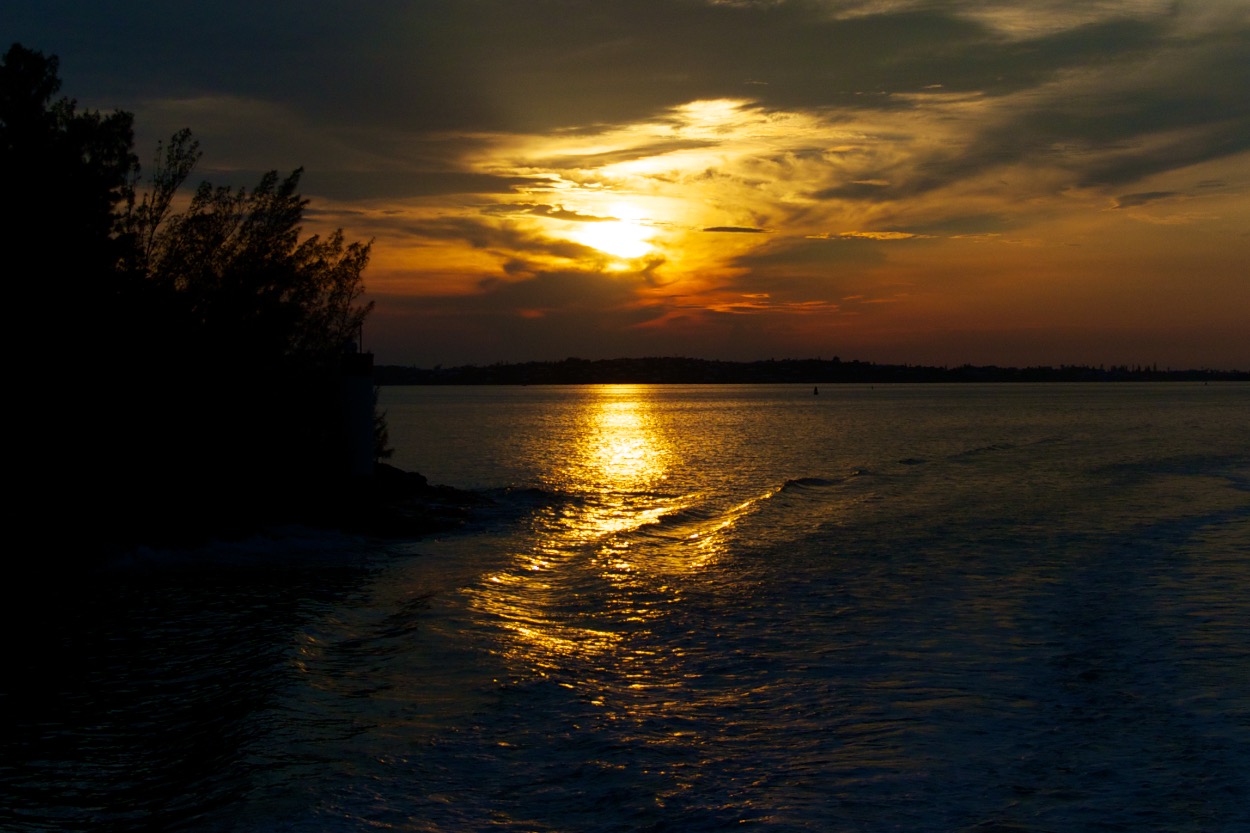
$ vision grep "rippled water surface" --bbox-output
[4,384,1248,831]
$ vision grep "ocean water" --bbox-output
[3,383,1248,832]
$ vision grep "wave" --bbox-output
[782,475,839,489]
[780,470,869,492]
[622,470,872,550]
[949,435,1070,460]
[950,441,1018,458]
[461,467,881,565]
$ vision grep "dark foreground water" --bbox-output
[3,384,1248,831]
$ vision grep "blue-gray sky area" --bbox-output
[6,0,1249,368]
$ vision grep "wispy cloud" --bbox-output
[815,231,936,240]
[1112,191,1180,209]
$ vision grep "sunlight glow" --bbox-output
[461,386,690,719]
[588,388,666,487]
[571,204,655,260]
[574,219,654,260]
[353,62,1250,370]
[546,385,678,539]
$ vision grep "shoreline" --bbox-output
[375,357,1249,386]
[14,464,492,583]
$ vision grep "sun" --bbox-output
[577,221,653,259]
[573,203,655,260]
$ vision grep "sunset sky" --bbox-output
[7,1,1249,368]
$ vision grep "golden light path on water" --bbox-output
[464,385,774,725]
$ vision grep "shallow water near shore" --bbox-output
[3,383,1248,831]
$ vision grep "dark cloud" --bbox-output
[712,235,891,303]
[483,204,615,222]
[789,19,1250,204]
[309,171,541,200]
[469,268,649,314]
[1074,120,1250,188]
[702,226,768,233]
[10,0,1249,194]
[368,267,668,363]
[0,3,1158,127]
[971,27,1250,192]
[534,139,716,169]
[905,213,1015,237]
[1112,191,1180,209]
[811,179,898,202]
[196,170,542,201]
[390,215,596,262]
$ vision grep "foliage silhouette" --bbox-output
[3,43,380,552]
[2,44,136,342]
[126,130,376,519]
[129,135,371,368]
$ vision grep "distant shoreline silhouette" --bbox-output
[376,356,1249,385]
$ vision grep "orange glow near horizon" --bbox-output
[308,92,1250,368]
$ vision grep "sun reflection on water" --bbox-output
[581,386,669,485]
[555,384,679,538]
[468,385,696,703]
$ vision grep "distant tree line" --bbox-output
[377,357,1249,386]
[3,44,380,551]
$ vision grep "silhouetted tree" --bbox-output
[127,130,371,368]
[123,130,376,501]
[4,43,381,552]
[1,44,137,326]
[3,44,140,544]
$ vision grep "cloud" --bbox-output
[1112,191,1180,209]
[387,215,598,264]
[17,0,1250,197]
[816,231,935,240]
[483,204,618,222]
[469,268,648,315]
[368,265,672,363]
[300,171,541,201]
[702,226,768,233]
[533,139,718,170]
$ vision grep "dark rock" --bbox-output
[325,463,494,538]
